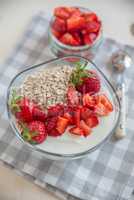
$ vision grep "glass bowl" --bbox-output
[6,55,120,160]
[48,7,103,58]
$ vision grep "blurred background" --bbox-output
[0,0,134,65]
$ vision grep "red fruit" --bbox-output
[82,94,96,108]
[46,116,58,133]
[15,97,33,122]
[94,102,109,116]
[54,7,70,19]
[32,107,46,122]
[89,33,97,42]
[48,129,61,137]
[60,33,79,46]
[52,17,66,33]
[67,16,86,31]
[69,126,84,136]
[64,112,74,125]
[76,71,100,94]
[80,107,93,120]
[84,12,98,22]
[80,120,91,136]
[96,94,113,112]
[73,108,80,127]
[47,104,64,117]
[71,32,82,45]
[56,116,69,134]
[67,85,79,106]
[70,8,82,17]
[83,34,92,45]
[86,21,101,33]
[51,28,61,39]
[27,121,47,144]
[85,115,99,128]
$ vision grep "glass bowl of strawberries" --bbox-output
[7,55,120,160]
[48,6,102,57]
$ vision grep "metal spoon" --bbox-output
[111,50,132,139]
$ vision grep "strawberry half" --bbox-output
[67,16,86,31]
[73,108,81,127]
[47,104,64,117]
[54,7,70,19]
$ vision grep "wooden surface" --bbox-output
[0,0,134,199]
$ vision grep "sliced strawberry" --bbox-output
[85,115,99,128]
[80,120,91,137]
[60,33,79,46]
[52,17,66,33]
[71,32,82,45]
[67,16,86,31]
[69,126,84,136]
[47,104,64,117]
[84,12,98,22]
[51,28,61,39]
[83,34,92,45]
[86,21,101,33]
[94,102,109,116]
[54,7,70,19]
[73,108,80,127]
[56,116,69,134]
[64,112,74,125]
[82,94,96,108]
[71,8,82,17]
[96,94,113,112]
[80,107,93,120]
[67,85,79,106]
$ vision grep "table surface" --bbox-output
[0,0,134,199]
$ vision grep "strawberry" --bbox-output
[85,115,99,128]
[71,32,82,45]
[86,21,101,33]
[67,85,79,106]
[51,28,61,39]
[52,17,66,33]
[73,108,80,127]
[84,12,98,23]
[54,7,70,19]
[56,116,69,134]
[94,102,109,116]
[80,120,91,136]
[76,71,100,94]
[21,121,47,144]
[82,94,96,109]
[96,94,113,112]
[60,33,79,46]
[69,126,84,136]
[64,112,74,125]
[48,129,61,137]
[67,16,86,31]
[83,34,92,45]
[32,107,46,122]
[80,107,93,120]
[46,116,58,132]
[47,104,64,117]
[70,63,100,95]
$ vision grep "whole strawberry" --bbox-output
[10,90,46,122]
[70,62,100,94]
[21,121,47,144]
[76,71,100,94]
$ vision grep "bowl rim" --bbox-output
[6,55,121,160]
[49,6,103,51]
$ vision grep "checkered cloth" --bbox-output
[0,12,134,200]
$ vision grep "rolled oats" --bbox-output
[19,65,73,110]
